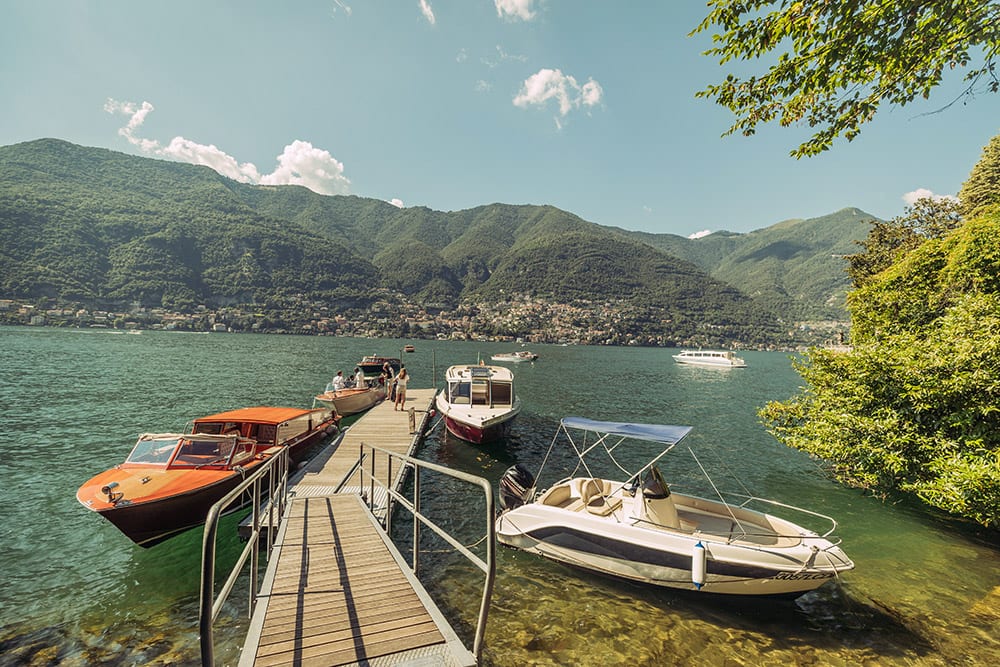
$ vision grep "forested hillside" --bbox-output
[622,208,875,319]
[0,139,870,341]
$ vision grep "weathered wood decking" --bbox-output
[239,388,474,666]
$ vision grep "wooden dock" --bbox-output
[239,388,475,667]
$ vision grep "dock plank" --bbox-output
[241,389,474,667]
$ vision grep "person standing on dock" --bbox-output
[394,367,408,410]
[382,361,395,401]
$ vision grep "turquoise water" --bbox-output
[0,327,997,666]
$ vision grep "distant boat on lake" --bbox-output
[491,350,538,363]
[672,349,747,368]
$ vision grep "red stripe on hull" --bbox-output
[443,414,514,444]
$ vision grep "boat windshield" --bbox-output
[125,433,243,467]
[126,434,184,465]
[170,434,242,467]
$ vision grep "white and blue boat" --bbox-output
[496,417,853,597]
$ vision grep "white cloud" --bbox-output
[474,79,492,93]
[259,140,351,195]
[513,68,604,125]
[482,44,529,69]
[688,229,712,240]
[495,0,536,21]
[456,48,467,63]
[105,98,350,195]
[390,198,405,208]
[419,0,435,25]
[160,135,262,184]
[902,188,959,205]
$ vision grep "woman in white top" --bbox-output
[394,367,408,410]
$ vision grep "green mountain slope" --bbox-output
[0,139,868,340]
[621,209,875,319]
[0,139,374,309]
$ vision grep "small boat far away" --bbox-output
[496,417,854,597]
[76,406,338,548]
[357,354,401,378]
[435,364,521,444]
[672,349,747,368]
[491,350,539,363]
[404,344,415,353]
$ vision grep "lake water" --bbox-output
[0,327,997,666]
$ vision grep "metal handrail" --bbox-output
[345,441,495,664]
[198,447,290,667]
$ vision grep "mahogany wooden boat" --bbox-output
[314,386,385,416]
[76,406,338,547]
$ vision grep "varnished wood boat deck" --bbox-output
[240,389,473,666]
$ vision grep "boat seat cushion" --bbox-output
[580,478,622,516]
[586,495,622,516]
[539,484,573,507]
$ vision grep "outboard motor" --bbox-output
[499,463,536,511]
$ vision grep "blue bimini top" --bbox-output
[560,417,692,446]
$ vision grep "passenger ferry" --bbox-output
[672,349,747,368]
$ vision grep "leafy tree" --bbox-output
[847,197,962,288]
[958,133,1000,218]
[693,2,1000,157]
[761,213,1000,527]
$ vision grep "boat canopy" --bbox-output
[561,417,692,445]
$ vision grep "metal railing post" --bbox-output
[368,443,376,513]
[385,455,393,534]
[412,465,420,576]
[250,476,260,615]
[199,505,220,666]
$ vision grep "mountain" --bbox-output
[0,139,873,341]
[619,208,876,320]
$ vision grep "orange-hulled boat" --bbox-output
[76,406,338,547]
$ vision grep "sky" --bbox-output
[2,1,998,238]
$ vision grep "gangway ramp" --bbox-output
[218,387,493,667]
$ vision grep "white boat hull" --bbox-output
[314,387,385,416]
[496,483,853,597]
[435,390,520,443]
[672,350,746,368]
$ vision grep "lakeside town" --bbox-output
[0,292,847,350]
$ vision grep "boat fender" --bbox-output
[692,541,707,590]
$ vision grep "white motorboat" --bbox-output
[496,417,854,597]
[672,349,747,368]
[435,364,521,443]
[491,350,538,363]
